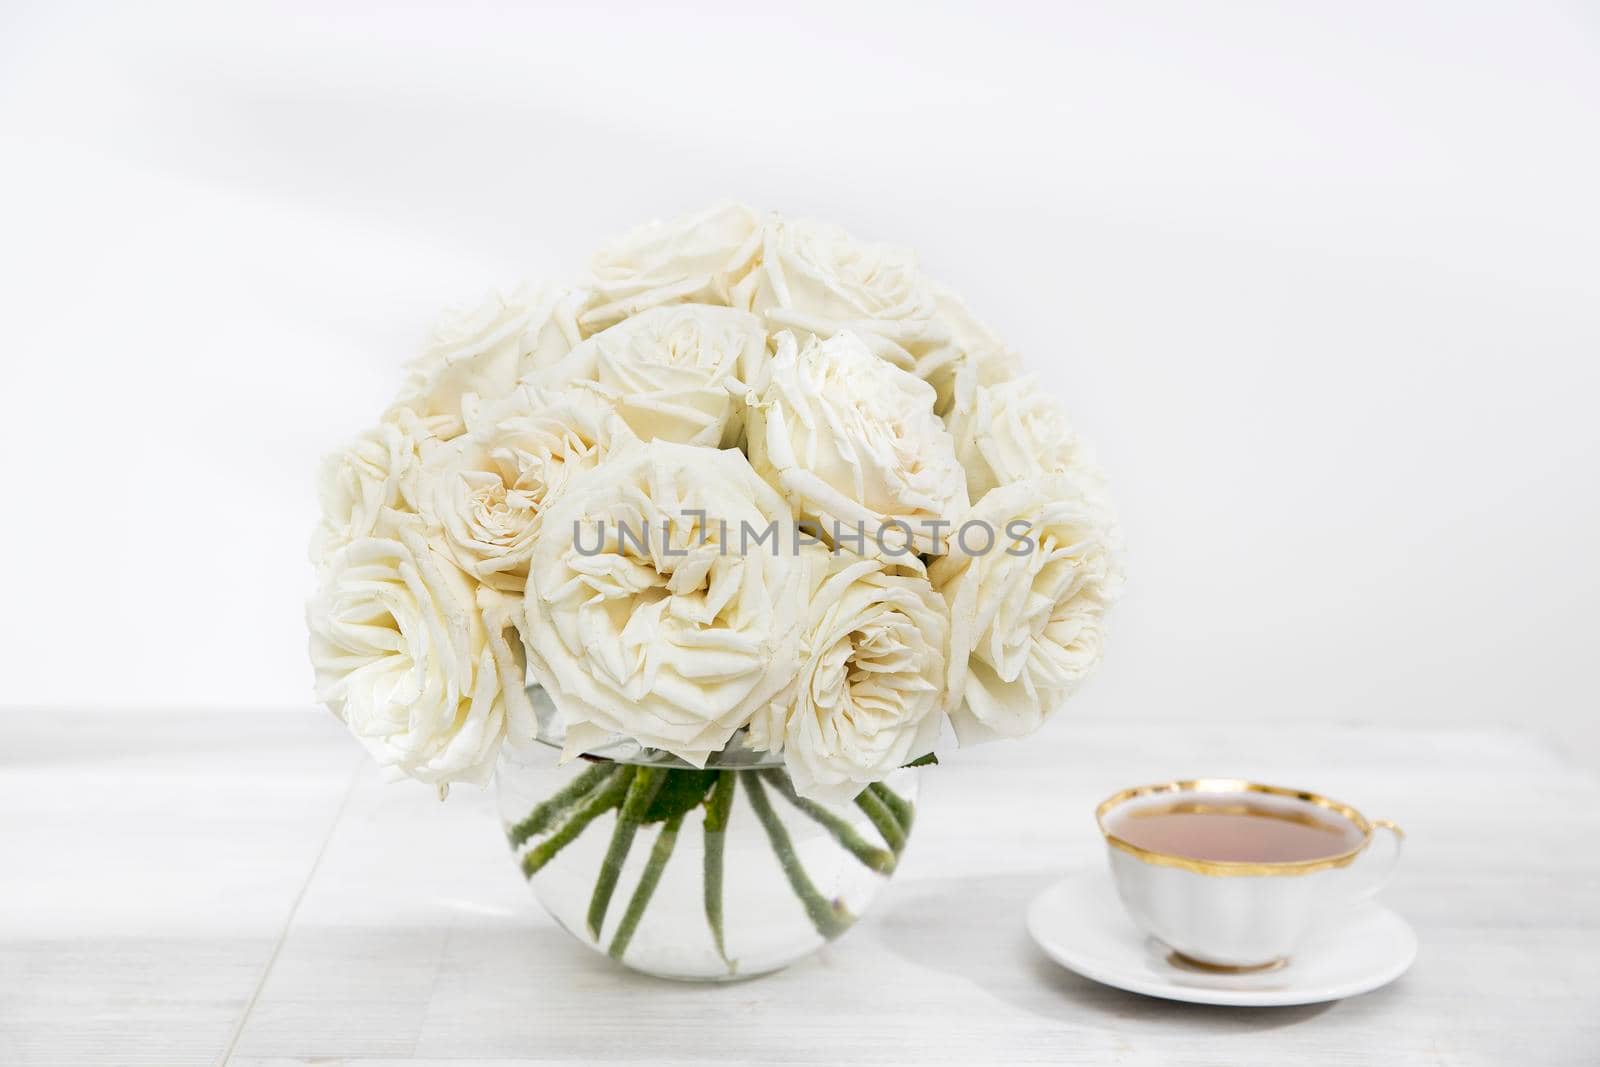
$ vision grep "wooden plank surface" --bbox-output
[2,710,1595,1065]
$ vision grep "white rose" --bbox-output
[930,475,1123,745]
[307,516,533,786]
[522,440,810,766]
[746,331,969,556]
[749,553,949,804]
[945,377,1104,502]
[926,284,1023,416]
[533,304,768,448]
[730,215,951,373]
[579,203,763,333]
[310,408,431,566]
[395,283,584,438]
[415,385,626,593]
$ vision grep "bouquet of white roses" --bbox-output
[307,205,1122,967]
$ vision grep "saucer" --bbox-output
[1027,871,1416,1007]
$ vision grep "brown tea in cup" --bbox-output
[1106,802,1362,864]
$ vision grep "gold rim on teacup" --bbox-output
[1095,778,1404,878]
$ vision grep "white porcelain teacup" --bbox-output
[1096,779,1404,970]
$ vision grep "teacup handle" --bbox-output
[1351,817,1405,899]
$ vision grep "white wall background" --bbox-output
[3,1,1597,758]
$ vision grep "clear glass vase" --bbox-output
[494,731,920,982]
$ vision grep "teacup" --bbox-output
[1095,778,1403,970]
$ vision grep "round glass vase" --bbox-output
[494,735,920,982]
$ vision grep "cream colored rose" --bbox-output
[925,284,1023,416]
[749,553,949,804]
[310,408,431,566]
[579,203,763,333]
[731,216,951,373]
[945,377,1103,502]
[415,385,625,593]
[533,304,768,448]
[307,515,533,785]
[395,284,584,438]
[930,475,1122,745]
[522,441,810,766]
[746,331,969,556]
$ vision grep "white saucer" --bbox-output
[1027,871,1417,1007]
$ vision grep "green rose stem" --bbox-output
[702,771,736,965]
[521,766,637,879]
[761,770,896,875]
[508,762,616,848]
[608,811,685,961]
[742,771,852,940]
[852,786,906,854]
[868,781,915,837]
[586,767,668,939]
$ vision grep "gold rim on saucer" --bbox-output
[1095,778,1404,878]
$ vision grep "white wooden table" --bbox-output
[2,710,1596,1066]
